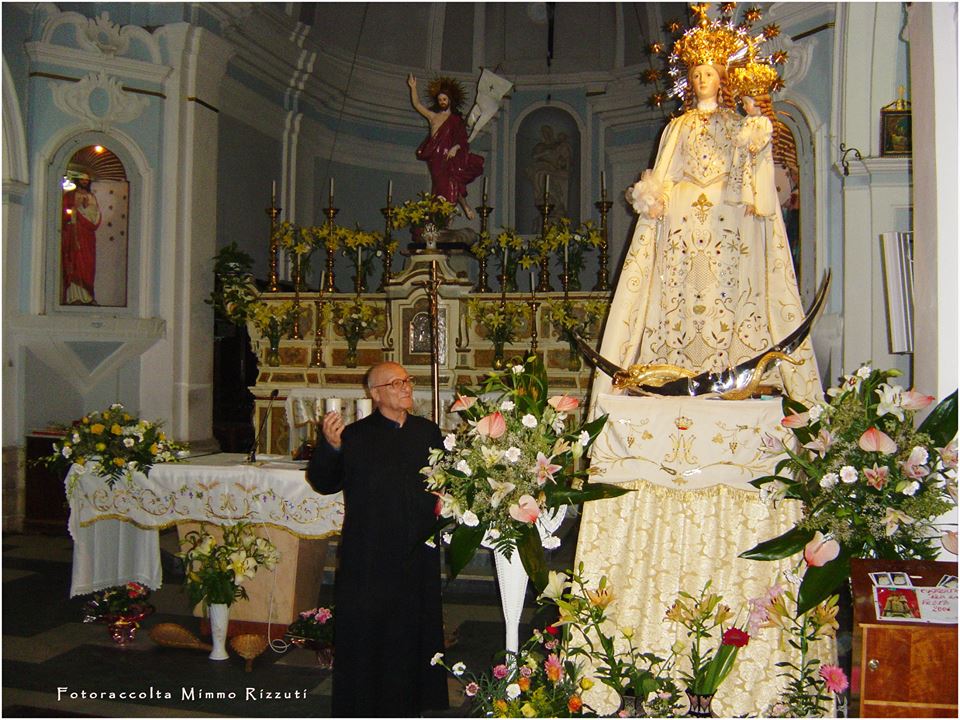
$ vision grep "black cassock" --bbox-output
[307,409,448,717]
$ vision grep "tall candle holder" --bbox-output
[527,297,541,356]
[474,202,493,293]
[378,203,396,291]
[266,201,281,292]
[322,202,339,293]
[310,298,326,367]
[535,202,554,292]
[291,253,303,339]
[594,196,613,291]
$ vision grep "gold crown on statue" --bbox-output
[672,17,747,69]
[728,60,783,96]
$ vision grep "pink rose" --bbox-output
[818,664,849,694]
[547,395,579,412]
[804,532,840,567]
[476,411,507,439]
[858,426,897,454]
[492,664,509,680]
[450,393,477,412]
[901,390,935,411]
[508,494,540,523]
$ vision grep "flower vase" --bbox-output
[566,338,582,371]
[422,222,440,251]
[344,339,359,368]
[492,548,527,654]
[208,603,230,661]
[266,335,281,367]
[108,617,139,645]
[492,341,506,370]
[685,690,715,717]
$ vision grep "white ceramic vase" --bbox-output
[208,603,230,660]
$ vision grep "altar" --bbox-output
[65,453,343,628]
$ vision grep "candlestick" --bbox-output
[387,179,393,202]
[544,174,550,200]
[356,246,363,294]
[530,271,536,296]
[271,179,276,202]
[600,171,605,197]
[329,177,334,199]
[482,176,489,202]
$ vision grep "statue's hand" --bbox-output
[407,73,417,89]
[445,144,460,159]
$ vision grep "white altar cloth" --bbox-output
[589,393,791,489]
[66,453,343,596]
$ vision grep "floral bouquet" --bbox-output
[665,582,750,700]
[178,522,280,608]
[544,299,609,343]
[422,356,630,589]
[287,606,334,644]
[748,577,846,717]
[43,403,187,488]
[307,223,350,253]
[540,566,683,716]
[467,299,529,347]
[493,229,526,290]
[332,297,381,344]
[341,227,382,291]
[250,299,301,346]
[431,628,592,717]
[741,365,957,612]
[81,582,154,623]
[272,221,313,258]
[208,242,259,324]
[390,192,457,230]
[470,229,495,259]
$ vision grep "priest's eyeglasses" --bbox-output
[371,376,415,391]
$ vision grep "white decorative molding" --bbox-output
[769,35,815,94]
[2,60,29,185]
[51,71,150,130]
[25,43,171,87]
[40,10,162,65]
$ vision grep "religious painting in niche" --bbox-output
[60,145,129,307]
[515,107,581,233]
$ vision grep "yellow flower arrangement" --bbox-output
[467,299,529,346]
[390,192,457,230]
[332,298,382,344]
[250,300,300,344]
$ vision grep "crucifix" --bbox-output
[414,260,444,423]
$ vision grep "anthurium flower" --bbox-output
[902,389,935,411]
[781,410,810,428]
[547,394,579,412]
[534,452,562,485]
[475,411,507,438]
[864,464,889,490]
[508,494,540,523]
[803,531,840,567]
[450,394,477,412]
[858,426,897,454]
[488,477,516,508]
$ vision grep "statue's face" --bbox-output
[436,93,450,110]
[690,64,721,102]
[741,96,761,116]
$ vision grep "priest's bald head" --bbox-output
[365,362,415,421]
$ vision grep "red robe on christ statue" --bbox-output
[416,113,484,209]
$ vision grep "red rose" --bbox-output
[721,627,750,647]
[545,624,559,636]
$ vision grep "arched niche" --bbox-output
[514,106,582,234]
[46,132,140,313]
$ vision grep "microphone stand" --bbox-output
[248,388,279,463]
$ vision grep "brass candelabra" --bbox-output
[378,201,396,291]
[266,200,281,292]
[291,253,303,339]
[594,195,613,291]
[322,199,339,293]
[535,201,554,292]
[474,202,493,293]
[310,298,326,367]
[527,297,541,356]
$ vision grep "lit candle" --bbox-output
[600,171,606,197]
[387,180,393,201]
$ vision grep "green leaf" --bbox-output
[918,389,958,448]
[447,524,484,580]
[547,482,633,507]
[797,552,850,615]
[516,524,548,591]
[739,526,814,561]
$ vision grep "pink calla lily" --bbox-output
[858,426,897,454]
[450,394,477,412]
[547,395,580,412]
[804,531,840,567]
[475,411,507,439]
[508,494,540,523]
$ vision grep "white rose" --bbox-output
[504,447,522,463]
[500,400,516,411]
[443,434,457,451]
[820,473,839,489]
[840,466,858,483]
[808,404,824,422]
[521,414,538,428]
[462,510,480,527]
[123,437,135,448]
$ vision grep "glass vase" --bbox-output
[345,339,359,368]
[566,338,582,371]
[266,335,281,367]
[492,340,506,370]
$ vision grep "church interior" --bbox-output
[2,2,957,718]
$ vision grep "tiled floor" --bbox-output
[2,522,576,718]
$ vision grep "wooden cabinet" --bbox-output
[24,432,69,534]
[851,559,958,717]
